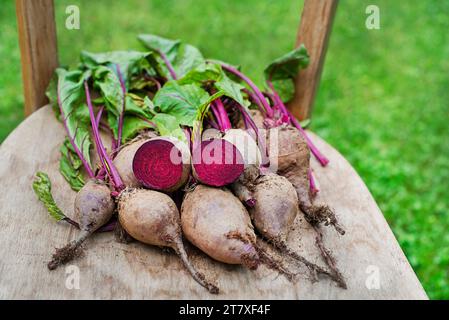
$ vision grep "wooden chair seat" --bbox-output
[0,105,427,299]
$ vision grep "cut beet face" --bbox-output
[192,138,245,187]
[133,138,191,192]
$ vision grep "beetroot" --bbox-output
[133,137,191,192]
[113,138,148,188]
[249,173,346,288]
[48,180,115,269]
[273,126,345,235]
[118,188,218,293]
[181,185,294,280]
[192,138,244,187]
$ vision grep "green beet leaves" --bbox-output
[80,50,154,85]
[32,172,66,221]
[138,34,204,79]
[59,138,86,191]
[153,80,211,127]
[263,45,310,102]
[81,51,158,143]
[47,68,94,180]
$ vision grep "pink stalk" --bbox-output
[144,73,162,90]
[57,79,95,178]
[288,111,329,167]
[266,80,329,167]
[220,64,274,118]
[265,81,290,124]
[153,78,162,90]
[115,64,126,149]
[96,106,104,126]
[242,88,261,107]
[207,118,219,130]
[158,51,177,80]
[84,81,124,191]
[95,106,108,180]
[213,99,232,131]
[210,103,224,129]
[241,111,250,129]
[92,107,114,184]
[99,122,118,156]
[309,168,319,195]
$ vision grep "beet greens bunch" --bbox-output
[32,33,346,293]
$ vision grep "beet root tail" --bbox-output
[274,240,344,285]
[175,240,219,294]
[304,205,345,236]
[254,244,296,282]
[313,226,347,289]
[47,231,90,270]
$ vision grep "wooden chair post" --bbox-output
[16,0,58,116]
[288,0,338,120]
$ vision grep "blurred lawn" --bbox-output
[1,0,448,298]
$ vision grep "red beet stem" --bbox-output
[208,117,219,130]
[133,139,186,191]
[266,80,329,167]
[264,82,289,124]
[309,168,319,195]
[220,63,274,118]
[158,50,177,80]
[95,106,108,180]
[115,64,126,149]
[192,139,244,187]
[289,112,329,167]
[57,77,95,178]
[210,102,224,129]
[213,98,232,131]
[84,81,125,191]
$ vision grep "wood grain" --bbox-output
[0,106,427,299]
[16,0,58,116]
[288,0,338,120]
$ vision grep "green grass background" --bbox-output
[1,0,448,299]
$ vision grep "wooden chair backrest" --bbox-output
[15,0,337,120]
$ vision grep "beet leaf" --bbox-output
[80,50,154,85]
[47,68,95,179]
[263,45,309,102]
[121,115,156,142]
[153,81,212,126]
[32,172,78,227]
[138,34,204,79]
[59,138,85,191]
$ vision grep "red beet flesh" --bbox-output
[133,139,186,192]
[192,139,244,187]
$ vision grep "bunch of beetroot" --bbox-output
[33,34,346,294]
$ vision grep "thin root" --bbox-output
[254,244,296,282]
[313,226,347,289]
[47,231,90,270]
[274,240,343,286]
[47,241,83,270]
[304,205,345,236]
[175,240,219,294]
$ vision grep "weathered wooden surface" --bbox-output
[16,0,58,116]
[0,106,427,299]
[288,0,338,120]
